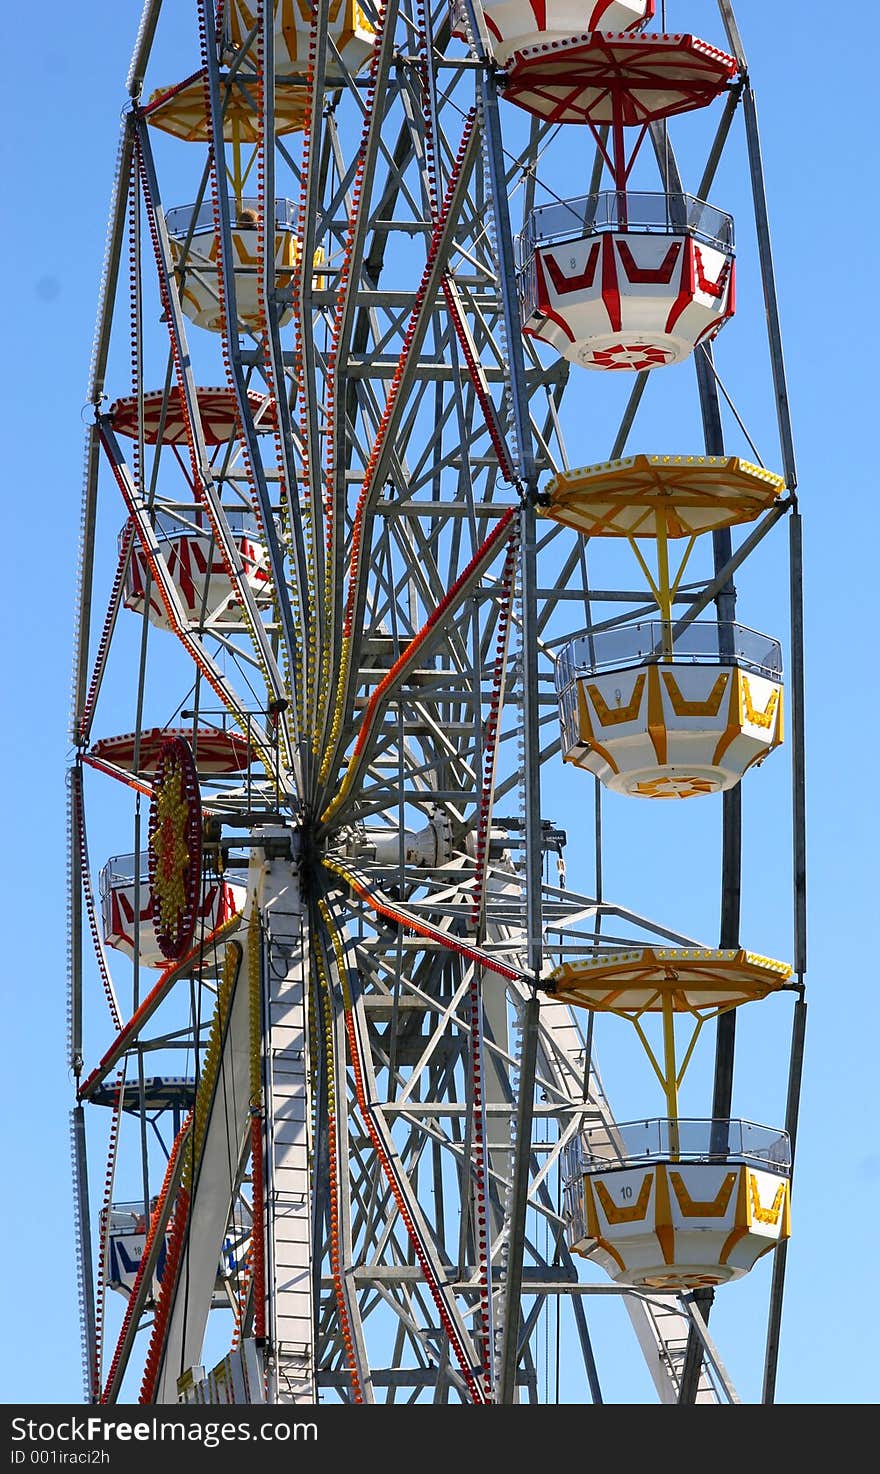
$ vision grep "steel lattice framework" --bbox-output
[69,0,807,1406]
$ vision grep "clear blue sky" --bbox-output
[1,2,876,1406]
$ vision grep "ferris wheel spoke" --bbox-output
[316,467,519,820]
[144,71,307,768]
[100,1113,191,1404]
[319,895,489,1398]
[320,508,515,827]
[241,50,323,740]
[142,940,249,1401]
[322,9,404,588]
[88,120,138,412]
[77,490,137,750]
[324,126,481,756]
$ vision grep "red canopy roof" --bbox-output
[503,33,738,127]
[108,386,277,446]
[90,727,253,775]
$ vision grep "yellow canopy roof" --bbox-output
[548,946,792,1014]
[540,455,786,539]
[144,70,307,142]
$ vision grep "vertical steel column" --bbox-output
[673,345,740,1408]
[740,90,798,490]
[464,9,544,1400]
[762,993,807,1403]
[71,1106,97,1401]
[735,25,806,1401]
[329,997,373,1400]
[73,116,136,740]
[68,767,84,1078]
[762,510,808,1403]
[69,760,92,1399]
[785,516,807,983]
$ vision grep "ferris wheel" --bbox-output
[69,0,807,1406]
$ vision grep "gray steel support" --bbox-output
[762,993,807,1403]
[738,6,807,1400]
[73,114,136,741]
[496,502,544,1404]
[741,95,797,489]
[88,119,136,408]
[287,0,329,539]
[329,991,374,1401]
[466,6,546,1402]
[681,1292,741,1405]
[71,1107,97,1401]
[496,989,540,1404]
[762,514,808,1404]
[126,0,163,98]
[68,767,84,1077]
[787,512,808,977]
[676,342,739,1405]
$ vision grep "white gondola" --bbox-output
[166,197,300,334]
[99,854,244,969]
[105,1199,251,1306]
[223,0,375,75]
[450,0,652,64]
[122,509,273,629]
[556,622,783,798]
[562,1119,791,1288]
[519,191,734,370]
